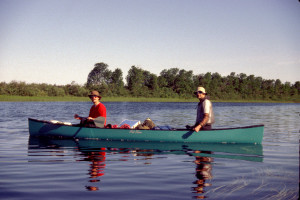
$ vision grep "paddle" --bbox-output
[73,127,83,139]
[93,116,106,128]
[185,125,193,130]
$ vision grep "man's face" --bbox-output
[196,92,205,100]
[90,95,100,103]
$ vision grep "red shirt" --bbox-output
[89,103,107,125]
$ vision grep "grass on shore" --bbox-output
[0,95,298,103]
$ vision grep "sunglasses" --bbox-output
[197,91,203,94]
[89,95,99,98]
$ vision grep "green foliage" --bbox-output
[86,63,126,97]
[1,63,299,102]
[87,63,111,88]
[111,68,125,96]
[126,66,145,96]
[64,82,88,97]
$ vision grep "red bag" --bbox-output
[120,124,130,129]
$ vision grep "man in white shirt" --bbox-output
[192,87,215,132]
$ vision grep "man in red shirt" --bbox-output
[74,90,107,127]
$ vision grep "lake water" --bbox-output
[0,102,299,200]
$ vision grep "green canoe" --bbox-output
[28,118,264,144]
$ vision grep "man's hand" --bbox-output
[193,125,202,132]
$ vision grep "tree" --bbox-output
[149,74,159,91]
[143,71,159,92]
[126,66,145,96]
[87,63,112,88]
[282,82,291,96]
[210,72,222,98]
[261,79,275,100]
[200,72,212,91]
[65,81,87,96]
[293,81,300,94]
[111,68,124,87]
[174,69,194,97]
[290,81,300,98]
[274,79,282,99]
[111,68,125,96]
[159,68,179,90]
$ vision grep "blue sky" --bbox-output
[0,0,299,85]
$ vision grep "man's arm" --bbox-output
[193,113,209,132]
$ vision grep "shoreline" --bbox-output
[0,95,298,103]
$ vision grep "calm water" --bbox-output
[0,102,299,200]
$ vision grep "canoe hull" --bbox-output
[28,118,264,144]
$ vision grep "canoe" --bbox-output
[28,118,264,144]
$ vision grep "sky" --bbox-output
[0,0,299,85]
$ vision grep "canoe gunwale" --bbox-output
[28,118,264,132]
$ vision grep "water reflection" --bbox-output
[28,137,263,196]
[192,151,213,199]
[79,148,106,191]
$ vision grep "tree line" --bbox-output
[1,62,299,101]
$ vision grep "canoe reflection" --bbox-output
[28,137,263,194]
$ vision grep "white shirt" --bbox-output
[196,99,215,125]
